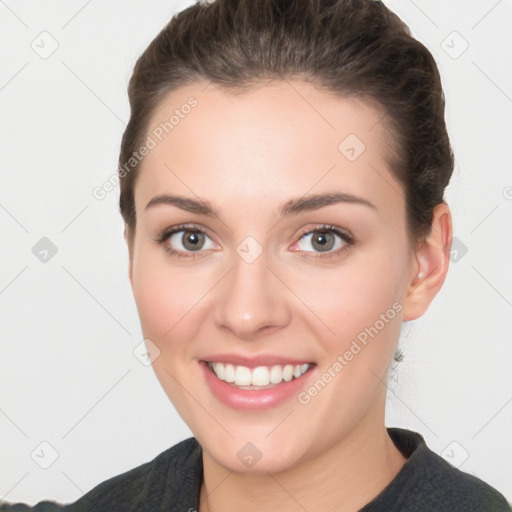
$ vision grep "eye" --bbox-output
[291,225,353,257]
[155,224,217,258]
[155,223,353,260]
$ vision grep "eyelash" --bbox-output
[153,223,354,260]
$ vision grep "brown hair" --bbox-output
[119,0,453,240]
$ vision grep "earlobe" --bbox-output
[403,203,453,321]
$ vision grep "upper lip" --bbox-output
[201,353,314,368]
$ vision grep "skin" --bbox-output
[125,80,452,512]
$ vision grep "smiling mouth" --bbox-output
[205,361,315,390]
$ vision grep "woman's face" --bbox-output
[128,80,418,473]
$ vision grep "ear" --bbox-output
[403,203,452,321]
[124,225,134,287]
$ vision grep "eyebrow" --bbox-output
[145,192,377,218]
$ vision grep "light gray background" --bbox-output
[1,0,511,505]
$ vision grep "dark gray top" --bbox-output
[2,428,510,511]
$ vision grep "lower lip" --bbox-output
[200,361,314,411]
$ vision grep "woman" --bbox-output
[3,0,510,510]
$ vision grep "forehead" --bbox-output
[135,80,404,221]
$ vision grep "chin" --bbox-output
[203,437,308,475]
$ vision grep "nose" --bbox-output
[212,251,292,341]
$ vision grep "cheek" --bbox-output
[131,244,187,342]
[131,246,216,353]
[291,249,408,346]
[130,249,208,411]
[132,265,175,340]
[288,252,407,428]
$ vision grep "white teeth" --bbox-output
[209,361,311,387]
[213,362,224,380]
[234,365,252,386]
[283,364,294,382]
[224,363,235,382]
[251,366,270,386]
[269,365,283,384]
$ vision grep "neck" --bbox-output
[198,412,407,512]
